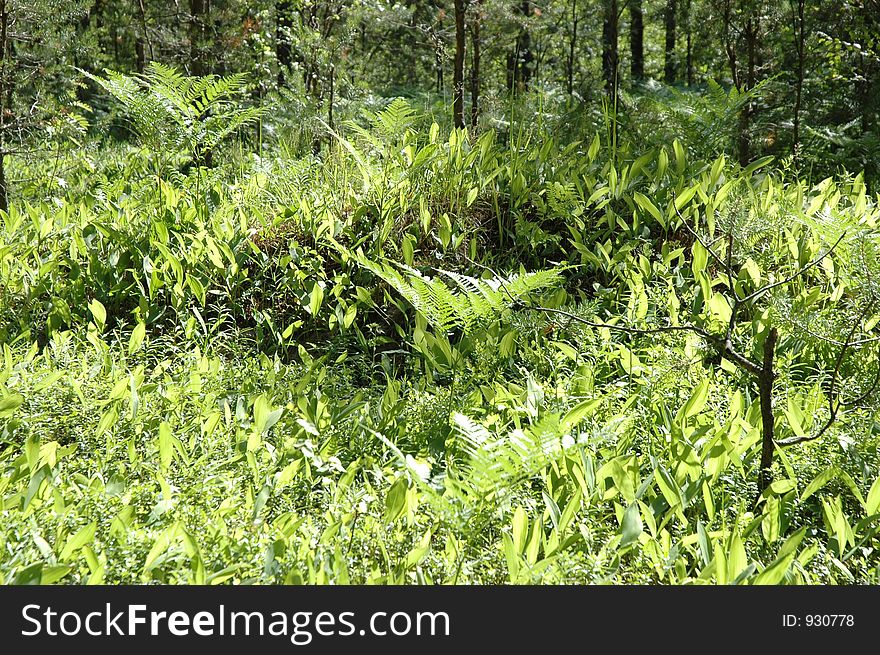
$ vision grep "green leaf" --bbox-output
[656,465,682,508]
[41,565,73,584]
[727,532,748,581]
[743,156,774,176]
[769,478,796,495]
[674,185,699,211]
[253,394,283,434]
[129,322,146,354]
[587,134,600,161]
[405,530,432,567]
[385,477,408,522]
[561,398,602,429]
[679,380,710,421]
[800,467,839,501]
[753,551,795,585]
[634,192,664,225]
[158,421,174,469]
[499,330,517,357]
[0,393,24,418]
[692,241,708,277]
[60,522,97,561]
[88,299,107,327]
[866,476,880,515]
[308,283,324,317]
[761,495,781,543]
[620,504,643,547]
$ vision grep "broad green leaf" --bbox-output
[866,476,880,515]
[620,504,643,547]
[761,495,781,543]
[587,134,600,161]
[0,393,24,418]
[634,192,663,225]
[753,552,795,585]
[743,155,774,176]
[88,299,107,326]
[800,467,838,501]
[385,477,408,522]
[60,522,98,561]
[680,380,710,420]
[253,394,283,434]
[692,241,708,277]
[129,322,146,354]
[307,283,324,317]
[561,398,602,429]
[158,421,173,469]
[674,185,698,211]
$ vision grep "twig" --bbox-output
[777,300,873,446]
[671,194,734,279]
[739,230,847,304]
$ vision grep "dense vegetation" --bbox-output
[1,1,879,585]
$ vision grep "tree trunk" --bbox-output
[791,0,805,163]
[685,0,693,85]
[515,1,532,92]
[565,0,579,94]
[189,0,207,76]
[135,0,151,72]
[276,0,292,87]
[0,0,8,214]
[722,0,739,88]
[602,0,618,97]
[470,0,482,127]
[630,0,643,82]
[757,327,778,496]
[664,0,677,84]
[738,15,758,166]
[453,0,465,129]
[857,3,878,136]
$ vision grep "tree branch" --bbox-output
[776,300,873,446]
[739,230,847,304]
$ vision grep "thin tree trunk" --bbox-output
[664,0,677,84]
[602,0,618,97]
[630,0,643,82]
[453,0,465,129]
[738,15,758,166]
[857,2,877,136]
[189,0,207,76]
[470,0,482,127]
[515,1,532,92]
[722,0,738,88]
[685,0,693,85]
[757,327,778,496]
[566,0,579,94]
[276,0,292,87]
[135,0,151,72]
[791,0,805,163]
[0,0,8,214]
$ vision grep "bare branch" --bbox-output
[515,304,764,375]
[671,194,735,279]
[777,300,873,446]
[740,230,847,304]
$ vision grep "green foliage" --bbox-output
[82,62,265,169]
[354,254,563,335]
[2,89,880,587]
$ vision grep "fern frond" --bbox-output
[449,412,566,500]
[355,253,564,335]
